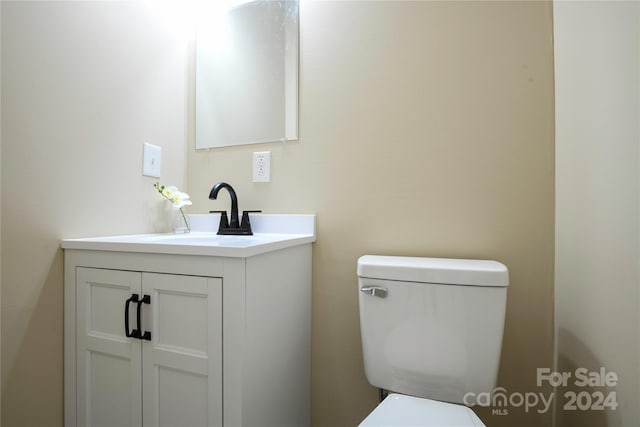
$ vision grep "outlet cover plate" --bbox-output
[253,151,271,182]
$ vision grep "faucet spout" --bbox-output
[209,182,239,228]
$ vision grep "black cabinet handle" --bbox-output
[136,295,152,341]
[125,294,140,338]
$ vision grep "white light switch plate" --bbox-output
[143,143,162,178]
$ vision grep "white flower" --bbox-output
[162,185,179,199]
[169,191,191,208]
[154,182,192,232]
[155,183,191,207]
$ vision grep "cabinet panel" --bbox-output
[157,367,209,427]
[142,273,222,427]
[76,267,142,427]
[88,352,135,426]
[157,290,208,353]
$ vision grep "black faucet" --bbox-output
[208,182,260,235]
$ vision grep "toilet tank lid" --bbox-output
[357,255,509,287]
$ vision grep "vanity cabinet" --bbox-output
[64,237,312,427]
[75,268,221,427]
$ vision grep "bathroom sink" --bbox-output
[61,214,316,258]
[138,233,275,246]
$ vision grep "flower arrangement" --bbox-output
[154,182,192,232]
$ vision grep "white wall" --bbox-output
[1,2,187,425]
[554,1,640,426]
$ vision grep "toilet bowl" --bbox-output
[357,255,509,426]
[359,394,485,427]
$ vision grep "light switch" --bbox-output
[143,143,162,178]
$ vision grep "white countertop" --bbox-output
[61,214,316,258]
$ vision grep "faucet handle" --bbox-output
[209,210,229,229]
[240,210,262,233]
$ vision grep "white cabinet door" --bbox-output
[141,273,223,427]
[76,267,143,427]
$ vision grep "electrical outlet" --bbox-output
[253,151,271,182]
[142,143,162,178]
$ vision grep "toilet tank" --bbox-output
[357,255,508,404]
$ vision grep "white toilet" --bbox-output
[357,255,509,426]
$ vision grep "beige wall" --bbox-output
[0,2,3,423]
[1,2,187,425]
[188,2,555,426]
[554,2,639,426]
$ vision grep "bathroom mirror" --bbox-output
[195,0,299,149]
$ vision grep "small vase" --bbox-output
[173,208,190,234]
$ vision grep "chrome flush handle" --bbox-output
[360,286,388,298]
